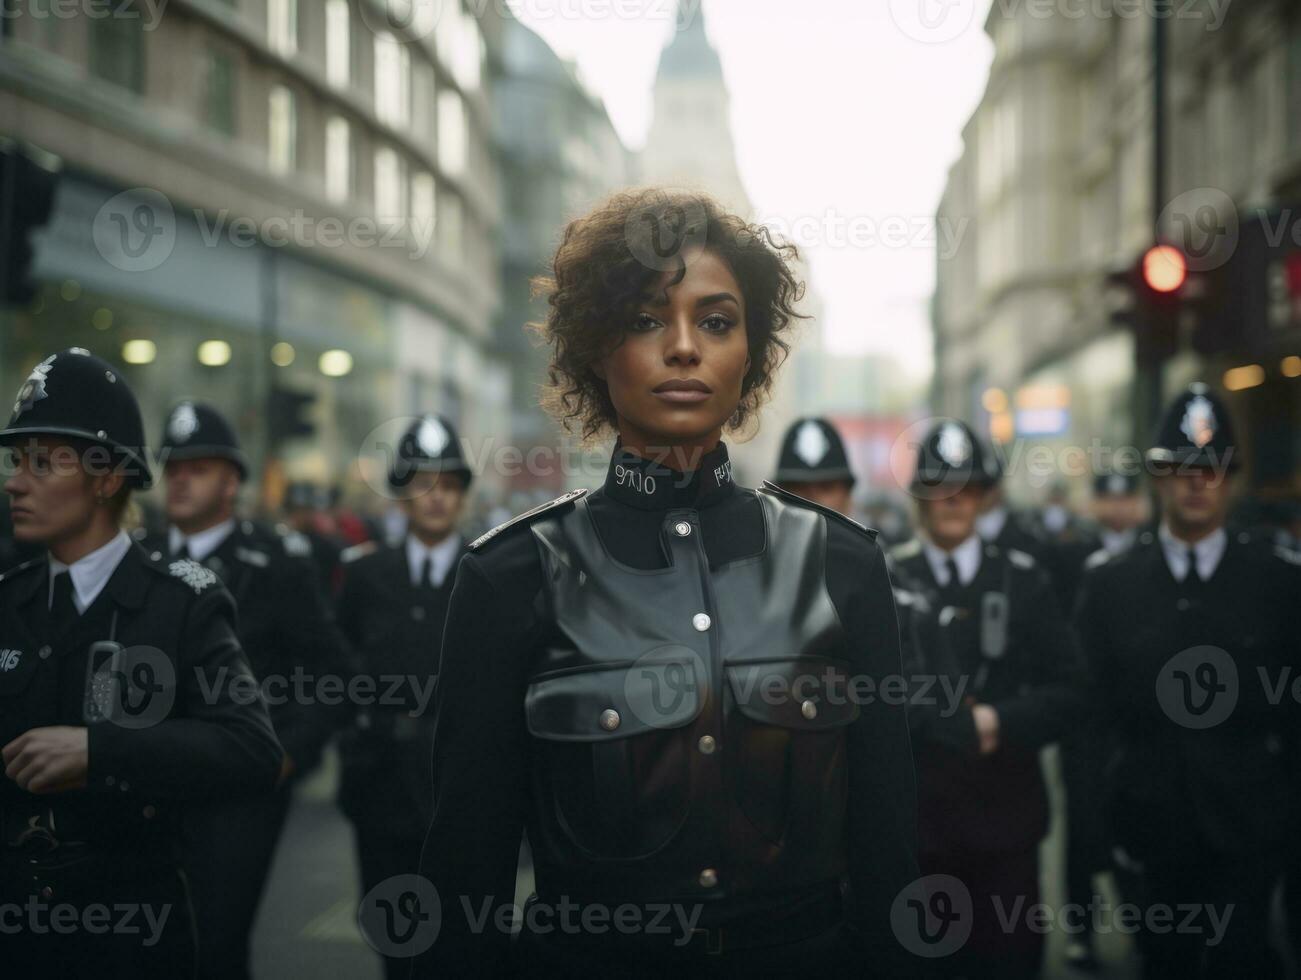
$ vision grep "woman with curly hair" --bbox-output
[415,189,920,979]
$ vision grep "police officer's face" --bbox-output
[597,250,750,453]
[781,480,853,517]
[1155,470,1231,536]
[401,471,466,544]
[919,486,984,550]
[164,458,240,531]
[3,437,123,544]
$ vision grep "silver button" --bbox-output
[411,606,426,621]
[599,709,621,731]
[96,430,106,439]
[801,699,818,720]
[142,805,157,819]
[674,521,692,537]
[697,735,716,755]
[150,551,162,561]
[698,868,718,888]
[120,781,130,792]
[105,776,116,787]
[692,613,711,632]
[38,645,51,660]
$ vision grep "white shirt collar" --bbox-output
[1100,527,1136,555]
[48,530,133,614]
[1158,523,1227,582]
[922,532,984,588]
[975,505,1008,541]
[168,518,236,562]
[405,533,462,588]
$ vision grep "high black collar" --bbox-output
[602,441,736,511]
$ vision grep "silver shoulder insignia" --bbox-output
[169,558,218,594]
[1007,548,1037,570]
[469,488,589,552]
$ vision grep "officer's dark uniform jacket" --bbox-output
[888,537,1086,856]
[138,519,347,775]
[0,544,282,848]
[1075,528,1300,861]
[416,443,920,977]
[335,537,466,838]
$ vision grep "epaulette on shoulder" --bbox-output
[1273,543,1301,567]
[469,489,589,553]
[892,586,931,614]
[341,541,379,564]
[163,557,219,594]
[890,538,923,562]
[1007,548,1037,570]
[759,481,878,543]
[273,524,313,558]
[1083,548,1113,571]
[234,545,270,568]
[0,558,43,586]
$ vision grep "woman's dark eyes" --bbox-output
[631,313,734,332]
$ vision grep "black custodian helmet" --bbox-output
[911,418,1000,493]
[157,401,249,480]
[774,417,856,486]
[389,414,473,489]
[1146,383,1240,473]
[1,347,153,488]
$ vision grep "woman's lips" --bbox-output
[653,389,711,404]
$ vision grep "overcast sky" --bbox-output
[508,0,995,380]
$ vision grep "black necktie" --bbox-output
[945,557,963,592]
[419,555,434,589]
[174,540,192,561]
[1185,547,1202,585]
[49,569,78,623]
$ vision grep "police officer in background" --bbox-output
[0,350,282,979]
[148,400,350,980]
[281,480,345,601]
[335,415,471,980]
[889,419,1086,980]
[973,437,1046,559]
[1075,384,1299,980]
[772,416,856,516]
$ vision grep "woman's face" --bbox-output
[4,437,115,544]
[598,249,750,453]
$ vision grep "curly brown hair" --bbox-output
[530,188,806,439]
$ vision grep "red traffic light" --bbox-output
[1142,245,1188,294]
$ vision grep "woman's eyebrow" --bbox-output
[696,292,740,307]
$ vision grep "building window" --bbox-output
[375,32,411,127]
[437,89,466,175]
[411,171,436,245]
[326,117,351,202]
[269,85,296,175]
[411,58,435,144]
[204,49,236,136]
[439,188,463,261]
[326,0,350,88]
[88,17,145,93]
[436,2,483,93]
[268,0,297,57]
[375,147,405,224]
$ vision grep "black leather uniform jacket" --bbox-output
[415,444,920,977]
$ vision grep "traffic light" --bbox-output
[1109,243,1192,365]
[0,140,60,305]
[267,386,317,445]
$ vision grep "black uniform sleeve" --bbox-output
[88,584,282,799]
[413,546,539,979]
[271,553,353,772]
[988,565,1089,749]
[826,527,923,976]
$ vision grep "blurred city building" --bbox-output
[934,0,1301,503]
[0,0,508,511]
[494,11,633,499]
